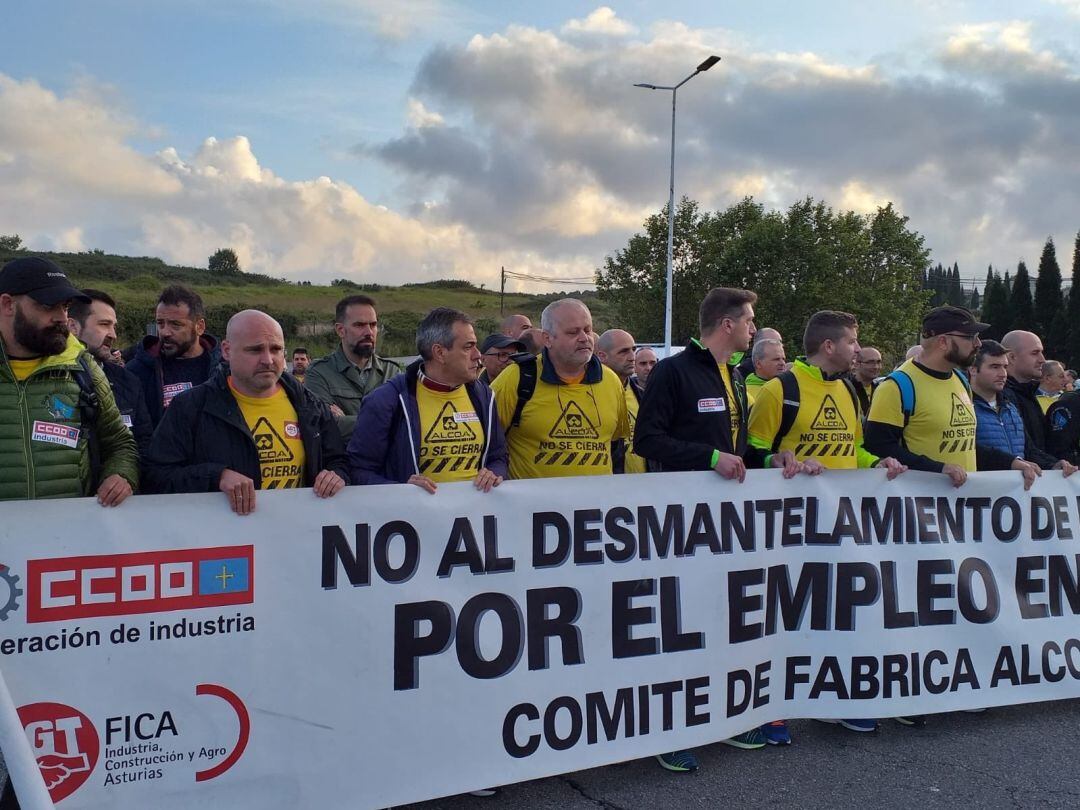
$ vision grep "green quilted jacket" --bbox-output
[0,334,139,500]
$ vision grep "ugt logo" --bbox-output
[17,702,100,803]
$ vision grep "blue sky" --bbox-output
[3,1,1080,287]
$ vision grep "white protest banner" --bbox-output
[2,469,1080,808]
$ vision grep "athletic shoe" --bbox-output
[963,708,987,714]
[894,715,926,727]
[760,720,792,745]
[721,728,767,750]
[468,788,499,797]
[655,750,700,773]
[816,718,878,733]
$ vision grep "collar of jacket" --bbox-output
[687,337,739,367]
[538,348,604,385]
[204,367,305,426]
[973,390,1008,410]
[793,357,847,382]
[330,346,387,375]
[1006,375,1040,399]
[0,333,85,374]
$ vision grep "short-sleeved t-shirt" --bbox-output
[492,357,629,480]
[229,380,305,489]
[622,382,647,474]
[416,383,484,482]
[867,360,977,471]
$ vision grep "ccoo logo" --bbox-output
[17,702,100,803]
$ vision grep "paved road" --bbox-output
[4,701,1077,807]
[408,700,1080,809]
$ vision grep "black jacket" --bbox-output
[144,368,347,494]
[1047,392,1080,465]
[126,334,223,428]
[633,339,768,472]
[612,378,643,475]
[1004,376,1052,456]
[101,360,153,468]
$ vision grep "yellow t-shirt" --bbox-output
[230,380,305,489]
[492,357,629,480]
[748,360,877,469]
[416,383,484,482]
[718,361,741,445]
[866,360,977,471]
[8,357,44,381]
[623,383,647,475]
[1038,394,1058,414]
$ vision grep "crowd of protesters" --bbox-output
[4,253,1080,801]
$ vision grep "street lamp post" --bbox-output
[635,55,720,355]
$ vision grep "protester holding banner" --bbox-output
[491,298,629,479]
[347,306,508,493]
[0,257,139,506]
[144,309,347,513]
[747,309,908,740]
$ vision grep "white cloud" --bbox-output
[405,98,445,129]
[562,7,636,37]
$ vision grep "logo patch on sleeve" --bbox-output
[31,421,80,449]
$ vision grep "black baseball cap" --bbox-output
[0,257,90,306]
[481,334,525,354]
[922,305,989,338]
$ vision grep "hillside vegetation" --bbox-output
[0,249,616,357]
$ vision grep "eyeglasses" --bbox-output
[484,351,514,361]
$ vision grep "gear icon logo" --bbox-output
[0,564,23,621]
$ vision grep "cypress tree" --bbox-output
[981,272,1012,341]
[1009,261,1036,332]
[1034,237,1064,347]
[1065,232,1080,368]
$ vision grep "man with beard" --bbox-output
[0,257,138,505]
[68,289,153,460]
[305,294,402,436]
[866,305,987,489]
[291,347,311,383]
[145,310,348,513]
[126,284,222,427]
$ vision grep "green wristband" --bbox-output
[710,449,720,469]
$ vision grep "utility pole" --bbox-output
[500,266,506,315]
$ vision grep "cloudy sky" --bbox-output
[3,1,1080,288]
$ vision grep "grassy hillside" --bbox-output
[0,249,616,357]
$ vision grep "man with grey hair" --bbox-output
[145,309,348,513]
[744,337,785,405]
[1038,360,1067,412]
[492,298,628,479]
[736,326,781,378]
[348,306,507,493]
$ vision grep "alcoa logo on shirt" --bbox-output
[697,397,727,413]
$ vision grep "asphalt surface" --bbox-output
[3,700,1078,808]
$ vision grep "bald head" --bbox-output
[223,309,286,397]
[501,313,532,337]
[753,327,781,345]
[596,329,636,380]
[1001,330,1045,382]
[540,298,590,333]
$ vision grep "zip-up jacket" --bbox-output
[347,359,508,485]
[305,347,403,437]
[973,392,1057,470]
[126,333,222,428]
[0,334,139,500]
[1004,376,1053,456]
[634,338,768,472]
[101,360,153,463]
[1047,392,1080,466]
[144,368,347,493]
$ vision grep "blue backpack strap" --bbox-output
[952,369,972,393]
[885,369,916,427]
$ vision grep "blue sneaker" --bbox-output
[655,750,699,772]
[721,728,767,750]
[760,720,792,745]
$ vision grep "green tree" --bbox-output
[208,248,241,275]
[1008,261,1036,332]
[981,271,1012,341]
[1034,237,1064,349]
[597,197,928,359]
[0,234,23,251]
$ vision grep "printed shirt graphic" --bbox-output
[416,384,484,483]
[229,380,306,489]
[718,361,741,446]
[867,359,977,471]
[623,383,647,474]
[492,359,629,480]
[748,360,877,470]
